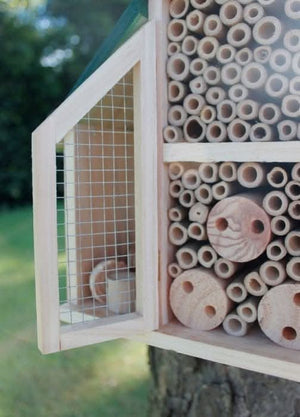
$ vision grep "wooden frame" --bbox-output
[32,21,158,354]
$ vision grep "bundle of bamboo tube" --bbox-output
[164,0,300,143]
[168,161,300,349]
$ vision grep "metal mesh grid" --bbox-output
[56,69,136,325]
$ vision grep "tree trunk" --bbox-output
[148,347,300,417]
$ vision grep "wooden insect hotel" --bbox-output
[32,0,300,381]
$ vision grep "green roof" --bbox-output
[72,0,148,92]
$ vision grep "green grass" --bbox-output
[0,206,150,417]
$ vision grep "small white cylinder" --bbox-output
[188,222,207,241]
[182,36,198,56]
[227,23,252,48]
[163,125,183,143]
[267,167,288,188]
[169,162,185,180]
[285,0,300,20]
[179,189,196,208]
[168,80,187,103]
[285,180,300,201]
[258,103,281,125]
[292,52,300,75]
[189,76,208,94]
[244,270,268,297]
[254,46,272,64]
[195,183,214,204]
[219,162,238,182]
[168,263,183,279]
[186,9,206,34]
[168,19,188,42]
[168,206,187,221]
[221,62,242,85]
[206,121,227,142]
[263,190,289,216]
[214,258,239,279]
[241,62,268,90]
[169,180,184,198]
[237,297,259,323]
[169,0,190,18]
[198,162,219,183]
[212,180,240,199]
[235,48,253,66]
[190,58,208,76]
[289,201,300,220]
[203,14,225,39]
[183,116,207,142]
[228,118,250,142]
[285,230,300,256]
[237,162,266,188]
[253,16,282,45]
[188,201,209,223]
[260,260,287,286]
[168,105,187,127]
[277,120,297,141]
[167,53,190,81]
[220,1,243,26]
[168,42,181,56]
[286,257,300,282]
[282,95,300,118]
[198,245,218,268]
[284,30,300,53]
[200,105,216,124]
[169,222,189,246]
[203,66,221,85]
[271,215,292,236]
[176,244,199,270]
[217,99,237,123]
[228,84,248,102]
[226,280,248,303]
[216,44,236,64]
[266,239,287,261]
[290,76,300,95]
[182,169,201,190]
[237,99,259,121]
[244,2,264,25]
[292,163,300,181]
[183,94,205,115]
[223,313,250,337]
[270,49,292,73]
[205,87,226,105]
[198,37,219,61]
[265,74,289,98]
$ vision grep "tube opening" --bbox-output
[242,166,257,182]
[250,278,261,291]
[289,235,300,252]
[228,317,242,332]
[216,217,228,231]
[294,292,300,306]
[242,307,252,318]
[282,326,297,340]
[183,280,194,293]
[265,265,280,281]
[186,119,203,138]
[259,22,276,40]
[205,305,216,318]
[251,220,264,234]
[292,262,300,277]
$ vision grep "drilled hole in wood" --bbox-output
[282,326,297,340]
[183,281,194,294]
[205,305,216,318]
[294,293,300,306]
[251,219,264,234]
[216,217,228,231]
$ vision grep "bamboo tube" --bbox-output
[169,222,189,246]
[182,169,201,191]
[163,126,183,143]
[270,49,292,73]
[237,297,259,323]
[237,162,266,188]
[244,270,268,296]
[263,191,289,216]
[205,87,226,105]
[203,14,225,40]
[183,94,205,116]
[220,1,243,27]
[169,179,184,198]
[197,37,219,61]
[285,0,300,19]
[286,257,300,281]
[235,48,253,66]
[189,201,209,224]
[266,239,287,261]
[212,181,240,200]
[200,105,216,124]
[169,162,185,180]
[227,23,252,48]
[258,103,281,125]
[186,9,206,34]
[189,76,207,95]
[190,58,208,76]
[267,167,288,189]
[214,258,239,279]
[198,162,219,183]
[292,163,300,182]
[241,63,268,90]
[168,19,188,42]
[188,222,207,241]
[168,42,181,56]
[191,0,215,12]
[176,243,199,270]
[226,274,248,303]
[260,260,287,286]
[271,215,293,236]
[195,183,214,204]
[198,245,218,268]
[219,162,238,183]
[183,116,207,142]
[290,76,300,95]
[253,46,272,64]
[168,206,187,222]
[167,53,190,81]
[253,16,282,45]
[206,121,228,143]
[258,282,300,350]
[182,35,198,56]
[285,230,300,256]
[170,268,233,331]
[221,62,242,86]
[277,120,297,141]
[266,74,289,98]
[179,189,196,208]
[227,119,250,142]
[216,44,236,64]
[168,262,183,279]
[284,30,300,53]
[168,80,187,103]
[289,201,300,220]
[285,181,300,201]
[217,99,237,123]
[282,95,300,118]
[250,123,273,142]
[203,65,221,85]
[237,99,259,121]
[169,0,190,19]
[168,105,187,127]
[207,195,271,262]
[228,84,248,102]
[223,312,250,337]
[244,2,264,25]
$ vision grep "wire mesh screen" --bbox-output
[56,69,136,325]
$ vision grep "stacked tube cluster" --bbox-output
[168,161,300,349]
[164,0,300,143]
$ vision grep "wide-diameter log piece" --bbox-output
[170,268,233,331]
[258,282,300,350]
[286,257,300,282]
[207,195,271,262]
[223,312,250,337]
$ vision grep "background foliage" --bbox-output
[0,0,130,205]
